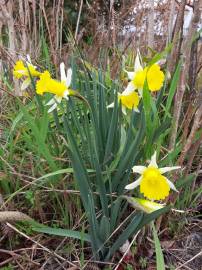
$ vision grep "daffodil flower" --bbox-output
[13,55,41,91]
[125,50,165,95]
[125,152,181,200]
[133,64,165,92]
[36,63,72,113]
[108,87,140,114]
[124,196,165,213]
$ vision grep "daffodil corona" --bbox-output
[108,87,140,114]
[13,56,41,90]
[125,152,180,200]
[36,63,73,113]
[118,91,140,114]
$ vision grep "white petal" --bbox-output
[148,151,158,168]
[134,49,143,72]
[46,98,55,106]
[21,78,31,90]
[60,62,66,82]
[160,166,181,174]
[132,166,146,174]
[122,82,135,95]
[55,96,62,103]
[66,68,72,87]
[48,103,57,113]
[122,107,127,115]
[126,71,135,80]
[107,102,114,108]
[138,88,143,97]
[64,95,69,101]
[26,54,32,64]
[125,177,142,190]
[134,107,140,113]
[63,90,70,98]
[165,177,178,192]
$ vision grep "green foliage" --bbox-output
[1,47,190,262]
[152,222,165,270]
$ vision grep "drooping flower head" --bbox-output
[13,56,41,90]
[124,196,165,213]
[125,152,180,200]
[36,63,72,113]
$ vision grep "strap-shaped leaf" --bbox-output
[105,212,143,260]
[63,115,91,211]
[99,215,111,242]
[31,225,91,243]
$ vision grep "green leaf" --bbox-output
[63,115,92,211]
[31,224,91,242]
[151,222,165,270]
[105,213,143,260]
[142,81,153,148]
[104,91,119,163]
[21,105,57,171]
[99,216,111,242]
[164,60,182,120]
[148,43,173,66]
[137,206,171,229]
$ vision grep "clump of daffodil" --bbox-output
[13,55,41,91]
[125,50,165,95]
[123,196,165,213]
[36,63,73,113]
[125,152,181,200]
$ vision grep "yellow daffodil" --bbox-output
[125,50,165,95]
[118,91,140,114]
[36,63,72,113]
[13,55,41,91]
[133,64,165,92]
[124,196,165,213]
[108,90,140,114]
[125,152,180,200]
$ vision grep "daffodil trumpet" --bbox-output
[13,55,41,91]
[125,151,181,200]
[108,89,140,115]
